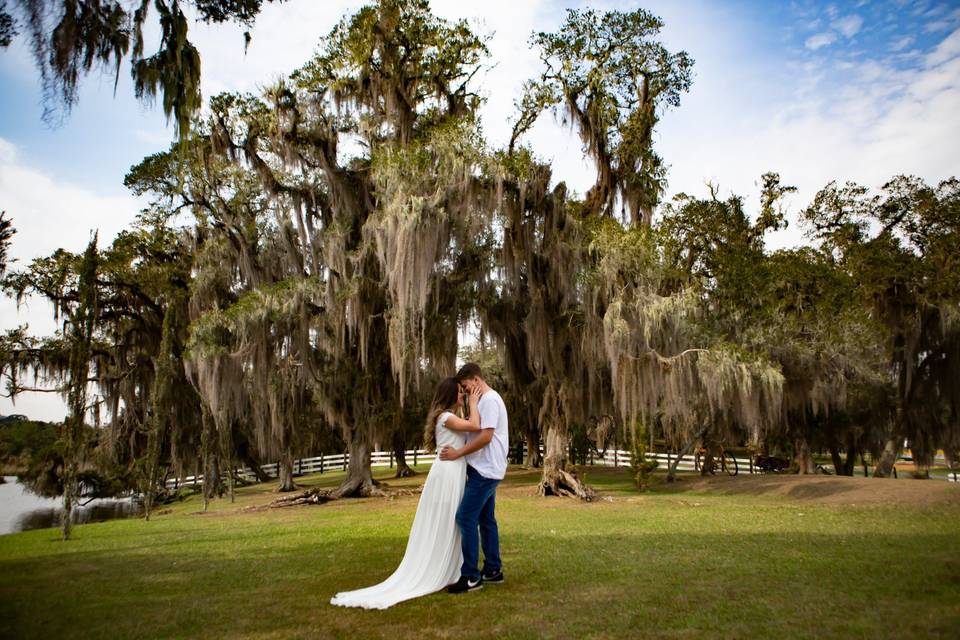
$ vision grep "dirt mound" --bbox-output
[660,473,960,507]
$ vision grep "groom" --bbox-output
[440,362,509,593]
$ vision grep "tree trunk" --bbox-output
[840,433,858,476]
[539,424,593,499]
[202,460,219,512]
[793,438,815,474]
[668,427,708,482]
[700,436,722,476]
[330,436,383,498]
[841,450,856,476]
[525,422,542,468]
[537,384,594,500]
[234,434,271,483]
[830,445,845,476]
[143,422,160,522]
[228,463,236,503]
[60,416,81,539]
[393,431,415,478]
[201,406,215,512]
[873,436,900,478]
[277,452,297,492]
[61,477,75,541]
[61,237,97,540]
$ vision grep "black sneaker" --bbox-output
[482,569,505,584]
[447,575,483,594]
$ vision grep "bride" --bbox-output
[330,377,482,609]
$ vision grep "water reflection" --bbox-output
[0,475,143,535]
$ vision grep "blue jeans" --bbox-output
[456,464,502,580]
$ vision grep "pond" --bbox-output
[0,475,143,535]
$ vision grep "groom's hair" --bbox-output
[455,362,482,382]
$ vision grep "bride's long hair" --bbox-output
[424,377,462,452]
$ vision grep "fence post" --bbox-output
[343,451,347,471]
[614,449,618,468]
[390,451,394,468]
[320,454,324,475]
[414,449,418,466]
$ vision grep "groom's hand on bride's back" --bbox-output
[441,429,493,462]
[439,446,460,461]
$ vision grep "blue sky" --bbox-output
[2,0,959,420]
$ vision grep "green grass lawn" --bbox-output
[2,464,959,639]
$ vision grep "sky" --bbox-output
[1,0,959,421]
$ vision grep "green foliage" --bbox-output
[192,0,284,25]
[457,342,507,389]
[799,176,960,468]
[0,417,58,474]
[5,0,958,500]
[0,415,125,500]
[13,0,284,132]
[132,2,201,138]
[513,6,694,223]
[629,421,658,490]
[0,1,17,47]
[0,203,202,503]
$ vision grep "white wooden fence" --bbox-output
[165,447,959,488]
[588,449,959,482]
[164,449,439,488]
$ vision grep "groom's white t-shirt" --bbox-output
[465,388,509,480]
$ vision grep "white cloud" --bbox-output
[185,0,361,98]
[805,32,837,50]
[925,19,953,32]
[656,23,960,250]
[926,27,960,65]
[134,128,174,146]
[891,35,914,51]
[832,14,864,38]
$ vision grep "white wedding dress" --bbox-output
[330,411,466,609]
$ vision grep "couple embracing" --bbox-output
[330,362,509,609]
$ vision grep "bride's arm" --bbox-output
[443,388,482,432]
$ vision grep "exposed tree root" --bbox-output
[251,482,423,510]
[260,488,334,508]
[538,467,595,501]
[328,475,388,499]
[394,463,417,478]
[274,481,301,493]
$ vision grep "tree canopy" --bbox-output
[1,1,957,518]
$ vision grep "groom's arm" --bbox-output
[439,428,493,460]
